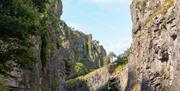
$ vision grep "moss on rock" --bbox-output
[66,76,85,88]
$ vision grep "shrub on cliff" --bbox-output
[0,0,41,74]
[74,62,88,75]
[103,56,110,66]
[0,0,59,74]
[0,78,9,91]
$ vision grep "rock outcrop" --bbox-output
[66,66,111,91]
[128,0,180,90]
[65,64,128,91]
[112,65,128,91]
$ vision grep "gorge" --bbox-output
[0,0,180,91]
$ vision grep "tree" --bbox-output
[116,48,130,65]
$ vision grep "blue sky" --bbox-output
[61,0,132,55]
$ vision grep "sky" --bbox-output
[61,0,132,55]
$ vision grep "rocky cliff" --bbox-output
[66,64,128,91]
[128,0,180,91]
[0,0,106,91]
[66,66,111,91]
[59,22,106,79]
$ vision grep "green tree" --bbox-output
[0,0,56,75]
[116,48,130,65]
[0,0,41,75]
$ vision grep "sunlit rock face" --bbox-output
[56,25,107,79]
[128,0,180,90]
[0,0,107,90]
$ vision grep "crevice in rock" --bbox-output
[171,33,177,40]
[158,48,169,63]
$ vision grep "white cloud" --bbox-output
[103,38,131,55]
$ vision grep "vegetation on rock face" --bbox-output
[0,78,9,91]
[103,56,110,66]
[74,62,89,75]
[0,0,65,90]
[0,0,62,73]
[146,0,174,27]
[66,76,85,88]
[137,0,146,13]
[66,66,110,91]
[0,0,41,73]
[159,19,167,29]
[59,24,106,78]
[52,79,59,91]
[113,64,126,74]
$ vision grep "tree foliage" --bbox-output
[116,48,130,65]
[0,0,41,74]
[0,0,56,74]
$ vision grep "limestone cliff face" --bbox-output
[58,22,106,79]
[0,0,66,91]
[0,0,106,91]
[112,65,128,91]
[65,64,128,91]
[128,0,180,90]
[66,66,111,91]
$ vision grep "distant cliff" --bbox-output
[0,0,106,91]
[128,0,180,91]
[58,21,106,79]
